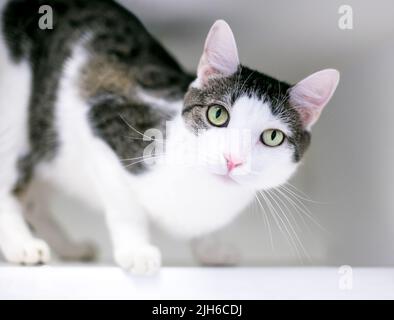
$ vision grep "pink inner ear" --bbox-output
[199,63,220,81]
[197,20,240,85]
[290,69,340,129]
[296,106,318,128]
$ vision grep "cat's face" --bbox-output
[181,20,339,190]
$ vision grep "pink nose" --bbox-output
[224,155,243,172]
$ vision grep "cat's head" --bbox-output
[181,20,339,189]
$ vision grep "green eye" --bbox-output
[261,129,285,147]
[207,105,229,127]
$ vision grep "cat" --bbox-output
[0,0,339,274]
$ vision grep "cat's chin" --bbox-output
[211,172,241,186]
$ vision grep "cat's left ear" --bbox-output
[196,20,240,86]
[289,69,340,131]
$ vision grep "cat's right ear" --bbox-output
[196,20,240,86]
[289,69,340,131]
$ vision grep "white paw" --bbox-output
[2,238,50,265]
[114,245,161,275]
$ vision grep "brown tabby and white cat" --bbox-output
[0,0,339,274]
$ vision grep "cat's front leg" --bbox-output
[0,194,50,265]
[106,210,161,275]
[89,143,161,275]
[99,181,161,275]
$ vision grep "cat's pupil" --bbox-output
[271,130,277,140]
[215,109,222,119]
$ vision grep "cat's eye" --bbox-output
[261,129,285,147]
[207,105,229,127]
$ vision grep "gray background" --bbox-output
[48,0,394,266]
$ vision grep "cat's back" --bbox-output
[2,0,173,64]
[1,0,192,193]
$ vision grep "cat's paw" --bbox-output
[2,238,50,265]
[114,245,161,275]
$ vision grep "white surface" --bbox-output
[0,265,393,300]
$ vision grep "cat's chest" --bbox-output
[133,165,254,237]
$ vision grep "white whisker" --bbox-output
[258,190,302,260]
[275,187,311,232]
[253,193,275,252]
[279,186,328,234]
[268,189,311,262]
[271,188,302,232]
[283,182,327,204]
[263,190,303,261]
[119,114,162,142]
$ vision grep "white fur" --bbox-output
[0,8,30,196]
[0,3,51,265]
[136,89,183,113]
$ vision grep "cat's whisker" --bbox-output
[257,192,284,246]
[253,193,275,252]
[268,189,312,262]
[278,186,329,234]
[243,177,326,233]
[258,190,302,261]
[283,182,326,204]
[263,190,305,261]
[120,154,165,162]
[274,187,311,232]
[270,188,303,233]
[125,135,165,144]
[119,114,161,142]
[123,154,165,168]
[124,159,158,169]
[123,156,159,164]
[261,192,304,261]
[280,186,321,223]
